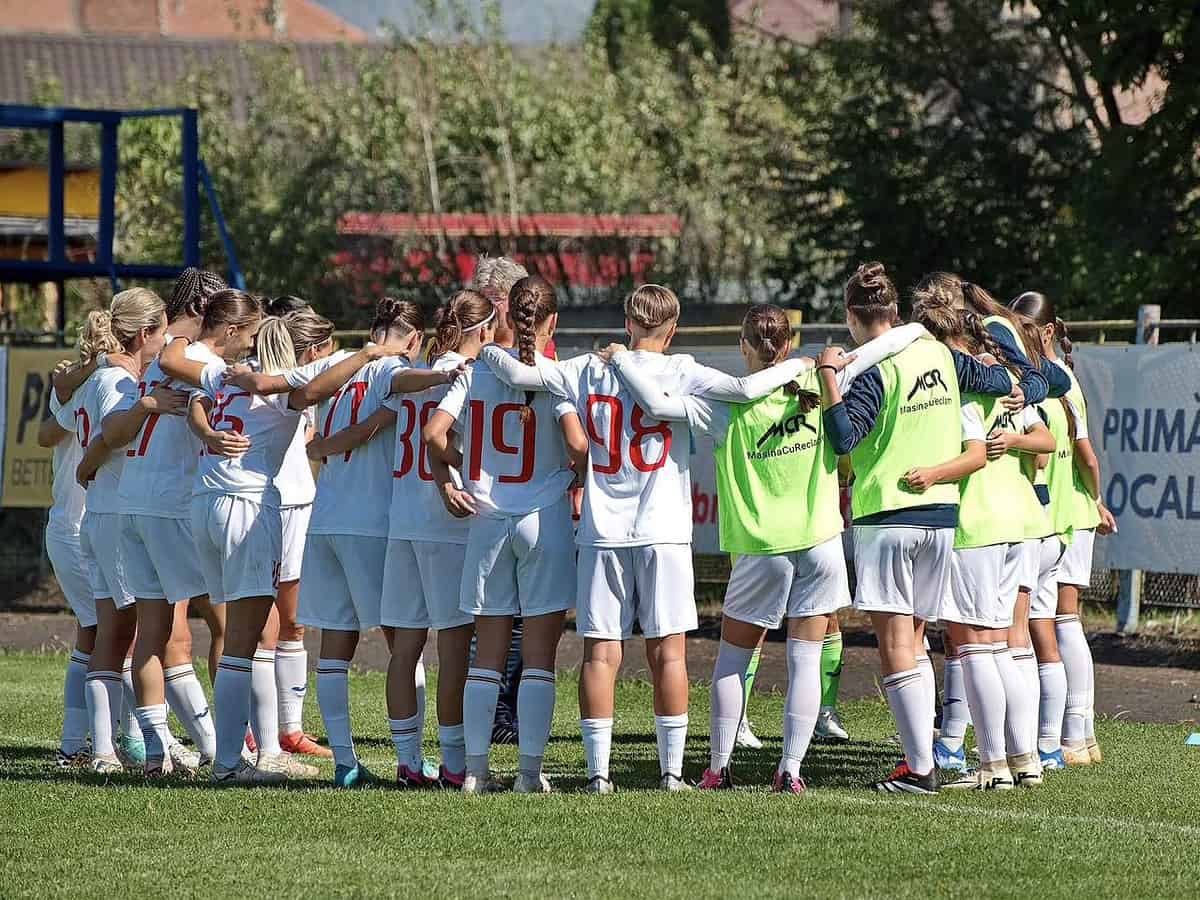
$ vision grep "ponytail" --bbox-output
[1011,290,1077,438]
[77,309,122,363]
[168,267,226,322]
[428,289,494,363]
[1055,317,1074,370]
[256,317,297,375]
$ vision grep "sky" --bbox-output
[316,0,598,43]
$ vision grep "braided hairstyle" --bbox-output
[916,272,1043,368]
[740,304,813,406]
[428,289,493,363]
[844,262,900,326]
[1012,290,1077,440]
[371,296,424,341]
[168,268,226,323]
[508,275,558,421]
[912,293,1017,377]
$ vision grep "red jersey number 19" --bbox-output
[467,400,535,484]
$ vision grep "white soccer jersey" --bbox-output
[437,356,576,519]
[74,366,138,514]
[277,409,316,508]
[118,337,223,518]
[48,390,85,539]
[193,361,302,505]
[387,351,469,544]
[289,353,406,537]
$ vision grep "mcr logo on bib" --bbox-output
[755,410,817,449]
[906,368,949,401]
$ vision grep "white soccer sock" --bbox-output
[517,668,556,778]
[164,663,216,760]
[915,653,936,731]
[710,640,753,771]
[120,658,139,737]
[316,658,356,770]
[993,643,1035,757]
[1011,647,1041,757]
[655,713,688,777]
[959,644,1007,764]
[1055,615,1093,747]
[415,654,427,738]
[84,670,121,758]
[389,713,423,771]
[882,668,934,775]
[780,638,822,778]
[438,723,466,775]
[251,649,281,756]
[61,650,90,755]
[274,640,308,734]
[580,717,614,781]
[135,704,171,763]
[1036,661,1067,754]
[213,656,252,771]
[463,667,501,778]
[939,656,968,752]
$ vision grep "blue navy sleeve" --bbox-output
[823,367,883,454]
[1040,356,1071,399]
[986,320,1048,404]
[952,349,1014,397]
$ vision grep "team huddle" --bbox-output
[40,256,1112,795]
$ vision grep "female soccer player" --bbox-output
[910,296,1055,790]
[72,289,185,774]
[1011,291,1116,766]
[38,320,126,768]
[424,275,586,794]
[602,305,927,792]
[316,290,493,788]
[478,284,836,791]
[818,262,1013,794]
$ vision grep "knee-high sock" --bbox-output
[414,654,427,739]
[1055,614,1094,747]
[939,656,969,752]
[316,658,355,769]
[84,670,122,758]
[655,714,688,777]
[251,649,281,756]
[710,641,753,771]
[580,717,613,781]
[438,723,466,775]
[743,645,761,704]
[61,650,90,755]
[1036,661,1067,754]
[1011,647,1041,758]
[389,713,423,771]
[517,668,556,779]
[915,653,936,731]
[883,668,934,775]
[993,644,1035,757]
[780,638,822,778]
[463,667,500,778]
[959,644,1007,764]
[164,663,216,760]
[120,658,139,737]
[819,632,844,711]
[213,656,252,771]
[274,640,307,734]
[135,704,171,764]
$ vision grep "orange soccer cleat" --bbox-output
[279,730,334,758]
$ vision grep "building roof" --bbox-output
[0,34,366,107]
[729,0,845,43]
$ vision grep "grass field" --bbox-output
[2,651,1198,899]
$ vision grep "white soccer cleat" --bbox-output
[90,753,124,775]
[167,741,202,776]
[1007,752,1044,788]
[735,719,763,750]
[251,752,292,784]
[660,773,692,792]
[462,772,505,795]
[814,707,850,743]
[585,775,615,794]
[943,764,1014,791]
[261,750,318,779]
[513,772,552,794]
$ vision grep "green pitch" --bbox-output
[1,651,1197,898]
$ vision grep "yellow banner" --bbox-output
[3,348,75,508]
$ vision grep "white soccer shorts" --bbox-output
[577,543,697,640]
[381,538,472,631]
[460,497,575,619]
[722,535,850,630]
[79,511,135,609]
[1019,537,1042,593]
[942,543,1021,629]
[190,494,282,605]
[279,504,312,583]
[46,530,97,627]
[1057,527,1096,588]
[298,533,388,631]
[852,525,953,622]
[119,514,207,603]
[1030,536,1066,620]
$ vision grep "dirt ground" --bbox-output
[5,609,1198,727]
